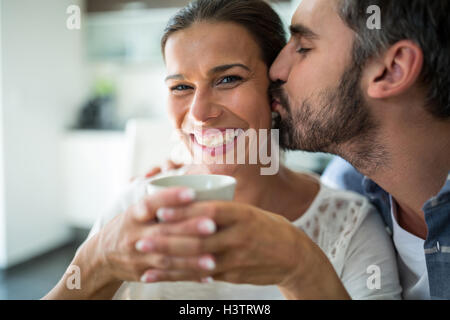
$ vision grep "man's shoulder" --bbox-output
[321,156,393,231]
[321,157,366,194]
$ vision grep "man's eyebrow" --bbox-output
[289,23,318,39]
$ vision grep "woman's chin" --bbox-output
[200,163,239,177]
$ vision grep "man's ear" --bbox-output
[367,40,424,99]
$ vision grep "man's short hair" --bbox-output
[338,0,450,119]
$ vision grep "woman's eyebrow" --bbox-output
[165,74,185,82]
[165,63,250,82]
[208,63,251,76]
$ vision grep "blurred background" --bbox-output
[0,0,331,299]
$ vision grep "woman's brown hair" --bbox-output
[161,0,286,67]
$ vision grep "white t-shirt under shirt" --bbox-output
[84,171,402,300]
[390,196,430,300]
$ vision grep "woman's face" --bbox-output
[164,22,272,175]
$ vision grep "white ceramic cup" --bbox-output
[147,174,236,201]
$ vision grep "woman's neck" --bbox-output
[187,164,320,222]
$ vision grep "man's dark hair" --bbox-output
[161,0,286,68]
[338,0,450,119]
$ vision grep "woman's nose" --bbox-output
[189,90,223,123]
[269,46,291,83]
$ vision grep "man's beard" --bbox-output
[270,62,388,174]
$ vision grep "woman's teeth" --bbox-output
[195,130,239,148]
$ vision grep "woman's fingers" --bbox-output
[138,258,247,284]
[156,201,241,227]
[163,160,183,172]
[142,253,217,272]
[140,268,208,283]
[131,187,196,223]
[144,167,162,178]
[135,235,206,256]
[143,160,183,179]
[131,166,161,182]
[135,226,239,256]
[141,217,217,239]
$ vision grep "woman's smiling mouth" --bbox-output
[189,128,244,157]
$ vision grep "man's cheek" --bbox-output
[286,86,303,108]
[288,72,310,96]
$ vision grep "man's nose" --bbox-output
[269,45,291,83]
[189,89,222,123]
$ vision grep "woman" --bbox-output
[45,0,401,299]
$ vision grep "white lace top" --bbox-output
[85,171,402,300]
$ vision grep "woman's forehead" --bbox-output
[164,22,261,73]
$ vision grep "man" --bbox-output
[131,0,448,300]
[268,0,450,299]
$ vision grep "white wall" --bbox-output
[0,0,88,268]
[0,0,7,268]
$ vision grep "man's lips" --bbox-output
[271,98,282,113]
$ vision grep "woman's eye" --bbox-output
[171,84,192,91]
[218,75,243,85]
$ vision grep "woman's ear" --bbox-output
[367,40,424,99]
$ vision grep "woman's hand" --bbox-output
[93,189,215,285]
[135,202,304,285]
[135,201,350,299]
[43,187,207,300]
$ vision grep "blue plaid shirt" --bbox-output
[322,157,450,300]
